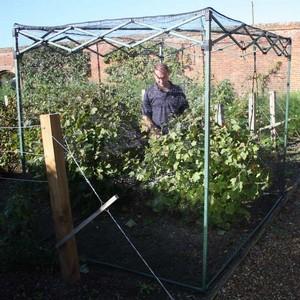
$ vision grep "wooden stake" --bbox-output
[214,103,224,126]
[4,95,9,106]
[40,113,80,284]
[248,93,256,132]
[141,89,145,101]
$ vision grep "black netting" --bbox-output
[14,7,291,57]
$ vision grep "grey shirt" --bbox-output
[142,82,188,130]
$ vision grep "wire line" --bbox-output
[51,134,174,299]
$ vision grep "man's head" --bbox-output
[154,63,170,90]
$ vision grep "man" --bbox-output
[141,63,188,136]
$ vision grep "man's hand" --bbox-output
[150,126,161,138]
[140,116,161,137]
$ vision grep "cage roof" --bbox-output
[14,7,291,57]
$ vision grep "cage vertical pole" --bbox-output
[202,9,212,290]
[159,41,164,63]
[13,28,26,172]
[96,43,102,83]
[283,44,292,153]
[248,93,256,132]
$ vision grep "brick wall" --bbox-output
[87,22,299,95]
[0,47,14,74]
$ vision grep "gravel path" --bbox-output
[214,185,300,300]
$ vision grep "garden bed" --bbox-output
[0,172,298,299]
[0,175,299,300]
[1,139,299,299]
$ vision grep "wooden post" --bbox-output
[214,103,224,126]
[4,95,9,106]
[40,113,80,284]
[248,93,256,132]
[269,91,276,141]
[141,89,145,101]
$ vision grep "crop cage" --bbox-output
[11,6,292,297]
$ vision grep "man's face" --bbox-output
[154,69,169,89]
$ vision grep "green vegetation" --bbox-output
[0,182,54,271]
[129,116,268,226]
[0,44,299,247]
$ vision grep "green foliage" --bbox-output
[18,47,142,179]
[104,44,190,117]
[0,44,278,229]
[284,92,300,137]
[129,113,269,227]
[59,83,142,180]
[0,79,15,100]
[0,183,53,270]
[212,79,236,105]
[21,46,89,85]
[21,46,90,117]
[0,92,19,172]
[104,44,185,84]
[137,281,156,297]
[253,91,300,146]
[209,120,269,226]
[256,61,283,96]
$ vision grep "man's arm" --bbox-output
[141,97,161,136]
[141,89,156,131]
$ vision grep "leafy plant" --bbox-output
[0,43,279,229]
[137,281,156,298]
[0,183,53,270]
[128,112,269,227]
[0,92,19,172]
[212,79,236,105]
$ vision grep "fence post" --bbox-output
[141,89,145,101]
[248,93,256,132]
[214,103,224,126]
[269,91,276,141]
[40,113,80,284]
[4,95,9,106]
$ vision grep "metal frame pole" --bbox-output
[202,9,212,290]
[13,28,26,172]
[159,41,164,62]
[284,43,292,152]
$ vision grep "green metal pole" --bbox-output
[283,43,292,153]
[13,28,26,172]
[202,9,212,290]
